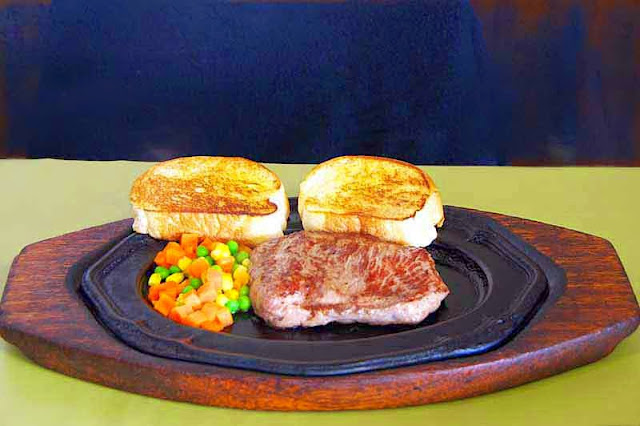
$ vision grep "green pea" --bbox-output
[226,299,240,314]
[227,240,239,256]
[204,255,214,266]
[154,266,170,280]
[196,245,210,258]
[239,285,250,297]
[211,265,222,272]
[235,251,249,264]
[231,263,240,274]
[238,295,251,312]
[181,285,194,294]
[169,265,181,274]
[189,278,202,289]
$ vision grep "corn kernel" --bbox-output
[225,288,239,301]
[234,275,249,288]
[221,273,234,291]
[233,265,250,287]
[148,273,162,286]
[211,243,231,261]
[177,256,192,271]
[166,272,184,283]
[233,265,247,279]
[215,293,229,307]
[241,258,252,268]
[176,293,185,305]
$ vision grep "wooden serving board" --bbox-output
[1,209,639,411]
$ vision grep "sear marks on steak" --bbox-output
[249,231,449,329]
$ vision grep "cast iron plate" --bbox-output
[78,202,565,376]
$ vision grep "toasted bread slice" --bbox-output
[130,156,289,245]
[298,156,443,247]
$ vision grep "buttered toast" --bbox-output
[130,156,289,245]
[298,156,443,247]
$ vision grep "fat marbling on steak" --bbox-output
[249,231,449,329]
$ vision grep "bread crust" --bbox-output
[298,155,444,247]
[130,156,283,215]
[130,156,289,244]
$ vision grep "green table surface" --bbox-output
[1,159,639,425]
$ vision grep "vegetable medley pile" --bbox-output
[147,234,252,332]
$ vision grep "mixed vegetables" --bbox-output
[147,234,252,332]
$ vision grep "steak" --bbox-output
[249,231,449,328]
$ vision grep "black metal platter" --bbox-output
[77,201,565,376]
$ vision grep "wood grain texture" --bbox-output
[0,210,639,411]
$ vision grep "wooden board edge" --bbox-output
[1,316,638,411]
[1,213,639,411]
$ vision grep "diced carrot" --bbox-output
[201,302,222,321]
[169,304,193,324]
[180,234,199,258]
[188,257,210,279]
[165,247,186,265]
[158,286,179,300]
[201,320,224,332]
[184,310,208,328]
[183,293,202,310]
[154,251,169,268]
[197,283,218,303]
[238,244,252,254]
[168,310,181,323]
[204,268,223,292]
[217,256,235,273]
[165,241,182,251]
[216,308,234,328]
[181,233,199,249]
[182,314,196,327]
[153,293,175,316]
[201,237,215,251]
[148,284,162,302]
[148,281,178,302]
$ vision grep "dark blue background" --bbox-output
[1,0,638,164]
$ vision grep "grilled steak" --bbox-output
[250,231,449,328]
